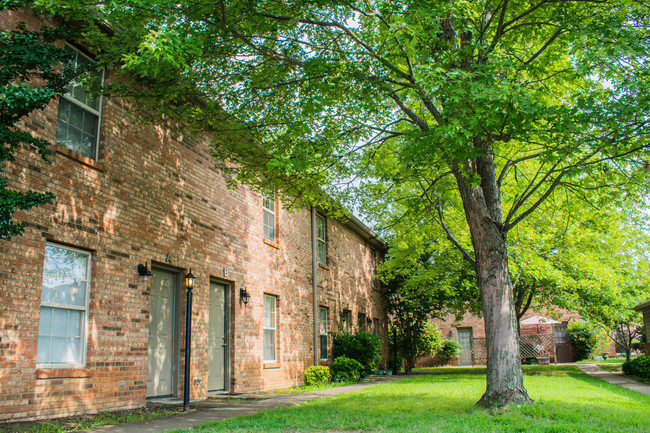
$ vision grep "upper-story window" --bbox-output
[37,243,91,367]
[262,195,277,243]
[319,306,328,361]
[317,214,326,265]
[55,45,103,160]
[370,249,377,285]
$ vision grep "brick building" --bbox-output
[421,309,581,367]
[0,7,387,422]
[633,299,650,355]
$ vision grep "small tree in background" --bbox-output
[610,319,644,362]
[567,322,599,361]
[437,339,462,365]
[332,331,381,377]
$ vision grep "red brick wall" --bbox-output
[0,7,387,422]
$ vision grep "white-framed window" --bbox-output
[55,44,103,160]
[263,294,277,362]
[316,214,327,265]
[319,307,328,360]
[262,196,276,242]
[37,243,91,367]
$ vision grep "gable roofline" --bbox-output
[344,213,386,252]
[633,299,650,312]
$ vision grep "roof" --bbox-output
[344,213,386,251]
[633,299,650,312]
[519,315,561,325]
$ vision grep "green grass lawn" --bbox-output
[178,366,650,433]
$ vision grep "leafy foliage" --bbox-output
[304,365,330,386]
[622,356,650,380]
[332,331,381,377]
[567,322,599,361]
[330,356,363,381]
[0,16,80,237]
[40,0,650,405]
[437,339,461,362]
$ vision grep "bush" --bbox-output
[622,355,650,379]
[304,366,330,386]
[330,356,364,381]
[567,322,598,361]
[333,331,381,377]
[437,339,461,362]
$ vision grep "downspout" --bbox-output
[311,207,319,366]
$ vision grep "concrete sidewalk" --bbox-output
[78,376,405,433]
[576,364,650,397]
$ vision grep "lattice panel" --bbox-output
[471,334,556,365]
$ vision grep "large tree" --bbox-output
[37,0,650,405]
[1,3,80,237]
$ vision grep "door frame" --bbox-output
[209,278,232,393]
[147,263,183,398]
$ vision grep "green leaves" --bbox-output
[0,18,81,237]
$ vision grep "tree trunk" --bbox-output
[454,152,533,407]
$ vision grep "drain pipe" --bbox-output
[311,207,319,366]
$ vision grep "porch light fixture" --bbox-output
[184,269,195,290]
[448,330,453,338]
[137,261,152,278]
[366,317,372,327]
[239,287,250,305]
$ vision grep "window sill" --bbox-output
[263,362,281,369]
[318,263,329,270]
[54,143,105,171]
[36,368,93,379]
[263,239,280,249]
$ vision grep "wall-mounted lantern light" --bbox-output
[137,261,152,279]
[366,317,372,327]
[239,287,250,305]
[448,330,453,338]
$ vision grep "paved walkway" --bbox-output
[79,376,405,433]
[576,364,650,397]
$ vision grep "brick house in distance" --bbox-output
[422,309,581,367]
[0,7,387,422]
[633,299,650,355]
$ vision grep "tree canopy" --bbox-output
[28,0,650,405]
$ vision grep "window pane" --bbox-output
[263,296,276,329]
[37,336,50,363]
[318,240,326,264]
[66,337,81,364]
[263,329,276,361]
[39,307,52,335]
[320,335,328,360]
[50,336,67,363]
[52,308,68,335]
[67,310,82,336]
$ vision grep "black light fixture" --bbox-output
[239,287,250,305]
[137,261,152,279]
[183,268,195,412]
[448,330,453,338]
[366,317,372,327]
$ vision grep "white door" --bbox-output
[208,282,226,391]
[147,269,176,397]
[458,329,473,366]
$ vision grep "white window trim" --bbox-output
[57,43,105,161]
[263,294,277,362]
[319,306,328,361]
[262,195,277,243]
[317,214,326,265]
[37,242,91,368]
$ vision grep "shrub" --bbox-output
[304,366,330,386]
[437,339,461,362]
[622,355,650,379]
[333,331,381,377]
[330,356,364,381]
[567,322,598,360]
